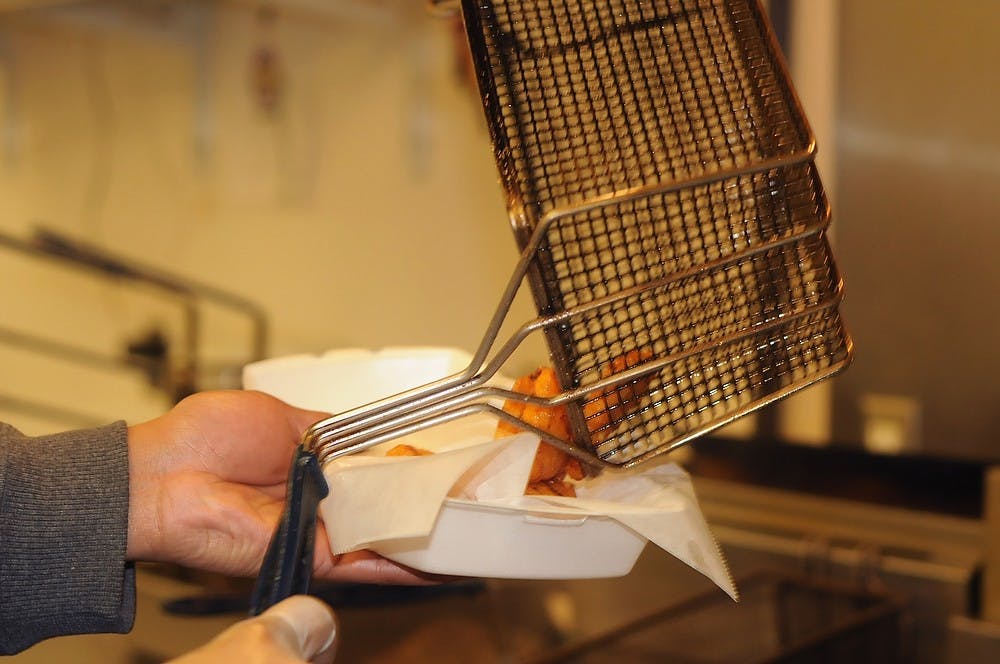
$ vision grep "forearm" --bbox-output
[0,422,135,654]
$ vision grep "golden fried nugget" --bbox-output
[583,348,656,442]
[529,441,569,483]
[496,367,571,482]
[385,444,434,457]
[525,478,576,497]
[564,457,585,481]
[497,353,654,496]
[495,373,534,438]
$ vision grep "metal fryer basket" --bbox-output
[456,0,852,465]
[299,0,852,469]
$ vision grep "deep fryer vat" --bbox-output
[528,572,907,663]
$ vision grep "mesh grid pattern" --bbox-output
[544,163,828,313]
[463,0,852,463]
[562,233,841,378]
[570,235,851,462]
[467,0,811,217]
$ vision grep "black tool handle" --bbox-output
[249,444,329,616]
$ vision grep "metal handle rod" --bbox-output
[534,150,819,230]
[311,284,843,463]
[302,148,829,444]
[318,303,853,472]
[304,208,832,455]
[323,329,853,472]
[318,399,621,470]
[305,194,831,453]
[326,333,853,472]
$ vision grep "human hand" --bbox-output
[168,595,337,664]
[126,389,432,584]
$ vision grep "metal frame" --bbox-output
[305,0,853,469]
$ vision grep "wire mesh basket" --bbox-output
[293,0,852,470]
[455,0,852,466]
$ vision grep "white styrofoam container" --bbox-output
[243,347,647,579]
[370,498,646,579]
[242,346,470,414]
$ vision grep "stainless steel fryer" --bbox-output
[251,0,852,612]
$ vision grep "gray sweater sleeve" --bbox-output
[0,421,136,654]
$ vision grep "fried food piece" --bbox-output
[502,350,656,445]
[522,368,572,483]
[494,367,571,482]
[498,368,572,441]
[386,444,434,457]
[525,478,576,497]
[529,442,569,483]
[564,457,585,481]
[583,348,656,442]
[524,367,572,441]
[494,373,535,438]
[496,348,656,495]
[494,366,575,494]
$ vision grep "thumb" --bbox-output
[259,595,339,661]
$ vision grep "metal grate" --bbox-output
[461,0,852,464]
[466,0,814,218]
[300,0,851,470]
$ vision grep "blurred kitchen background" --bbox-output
[0,0,998,662]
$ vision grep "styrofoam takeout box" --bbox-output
[371,498,646,578]
[243,347,648,579]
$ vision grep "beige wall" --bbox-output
[0,0,547,434]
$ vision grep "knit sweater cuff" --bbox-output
[0,421,136,654]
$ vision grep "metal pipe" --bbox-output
[0,226,269,400]
[30,228,268,361]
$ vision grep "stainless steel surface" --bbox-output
[945,616,1000,664]
[303,0,852,470]
[694,475,983,664]
[527,571,907,663]
[829,1,1000,457]
[4,474,984,663]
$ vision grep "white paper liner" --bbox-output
[244,346,735,596]
[318,415,737,599]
